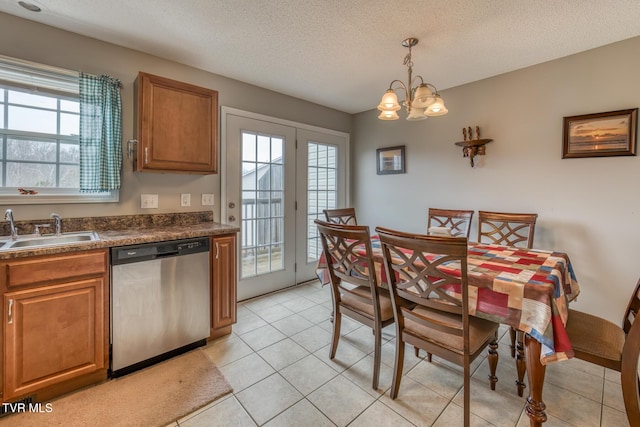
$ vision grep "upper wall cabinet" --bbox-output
[134,72,218,174]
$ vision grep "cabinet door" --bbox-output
[211,234,237,332]
[135,72,218,174]
[3,278,105,400]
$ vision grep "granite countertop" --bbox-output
[0,211,240,259]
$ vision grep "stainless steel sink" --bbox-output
[0,231,100,251]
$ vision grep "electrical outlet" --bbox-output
[201,193,214,206]
[181,193,191,207]
[141,194,158,209]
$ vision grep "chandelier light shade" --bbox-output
[377,89,401,111]
[406,107,427,121]
[425,94,448,116]
[377,38,448,121]
[378,110,400,120]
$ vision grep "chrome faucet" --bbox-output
[4,209,18,240]
[51,212,62,235]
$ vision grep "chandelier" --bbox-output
[377,37,448,121]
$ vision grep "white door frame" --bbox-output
[221,106,350,296]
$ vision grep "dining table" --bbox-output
[315,235,580,427]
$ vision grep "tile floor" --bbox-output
[172,280,630,427]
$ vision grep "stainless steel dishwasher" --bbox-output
[110,237,210,377]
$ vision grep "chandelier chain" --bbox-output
[404,50,413,68]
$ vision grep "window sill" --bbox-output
[0,191,119,205]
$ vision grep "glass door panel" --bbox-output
[296,128,349,282]
[241,132,284,278]
[225,114,295,300]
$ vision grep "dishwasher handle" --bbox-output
[155,250,180,259]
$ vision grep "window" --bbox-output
[0,55,117,203]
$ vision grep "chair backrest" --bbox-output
[623,278,640,334]
[621,308,640,425]
[428,208,474,238]
[478,211,538,248]
[323,208,357,225]
[315,219,381,312]
[376,226,469,339]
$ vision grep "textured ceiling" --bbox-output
[2,0,640,114]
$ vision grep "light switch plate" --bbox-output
[141,194,158,209]
[201,193,214,206]
[181,193,191,207]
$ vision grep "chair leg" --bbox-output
[464,360,471,427]
[509,326,517,358]
[390,336,405,399]
[488,334,499,391]
[515,330,527,396]
[329,310,342,359]
[372,325,382,390]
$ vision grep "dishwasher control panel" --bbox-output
[177,240,206,252]
[111,237,210,265]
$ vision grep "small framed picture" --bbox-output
[562,108,637,158]
[376,145,405,175]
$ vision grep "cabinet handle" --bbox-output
[8,299,13,324]
[144,147,149,164]
[215,242,219,259]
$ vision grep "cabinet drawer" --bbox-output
[0,250,107,289]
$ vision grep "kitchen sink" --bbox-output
[0,231,100,251]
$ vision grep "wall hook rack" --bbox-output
[454,126,492,167]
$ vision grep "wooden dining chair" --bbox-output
[478,210,538,395]
[314,219,394,389]
[477,210,538,248]
[323,208,357,225]
[565,278,640,425]
[428,208,474,238]
[376,227,499,427]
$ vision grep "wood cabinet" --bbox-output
[209,234,237,339]
[134,72,218,174]
[0,250,108,402]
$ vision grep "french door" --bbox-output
[295,129,349,280]
[222,108,349,301]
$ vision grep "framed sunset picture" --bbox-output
[562,108,637,158]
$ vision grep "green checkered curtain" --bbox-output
[79,72,122,192]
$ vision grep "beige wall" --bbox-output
[0,13,351,222]
[352,36,640,323]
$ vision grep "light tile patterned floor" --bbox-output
[173,280,630,427]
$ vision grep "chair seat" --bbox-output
[566,308,625,367]
[341,286,394,321]
[405,306,499,355]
